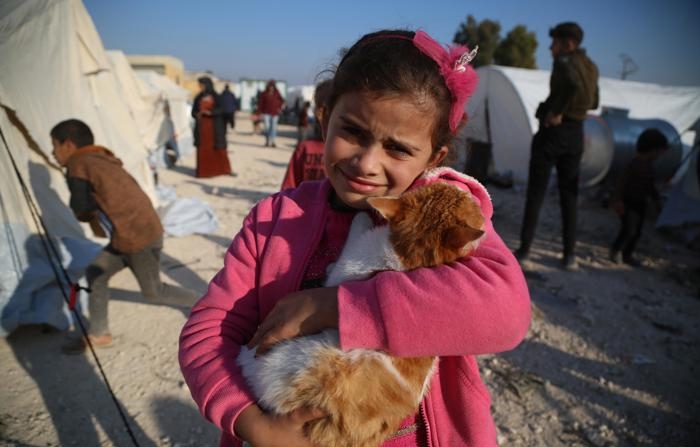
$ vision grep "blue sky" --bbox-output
[84,0,700,87]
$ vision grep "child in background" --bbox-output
[250,92,263,135]
[179,29,531,447]
[251,112,263,135]
[256,80,285,147]
[281,80,332,190]
[50,119,199,354]
[609,128,668,266]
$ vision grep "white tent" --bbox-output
[0,0,160,335]
[135,69,196,161]
[287,85,316,107]
[107,50,168,153]
[464,65,700,184]
[656,122,700,240]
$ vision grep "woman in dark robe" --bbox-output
[191,76,233,178]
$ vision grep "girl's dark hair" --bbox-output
[327,29,455,156]
[50,119,94,148]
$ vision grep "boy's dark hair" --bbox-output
[636,128,668,154]
[50,119,94,148]
[327,29,455,156]
[549,22,584,45]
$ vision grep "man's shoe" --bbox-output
[609,248,622,264]
[61,333,113,355]
[623,256,643,268]
[513,248,530,262]
[562,254,579,271]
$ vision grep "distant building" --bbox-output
[126,54,185,87]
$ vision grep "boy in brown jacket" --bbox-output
[51,119,198,354]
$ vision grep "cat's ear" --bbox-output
[367,196,401,219]
[445,225,485,252]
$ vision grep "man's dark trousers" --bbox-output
[519,119,584,257]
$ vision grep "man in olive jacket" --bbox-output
[515,22,599,270]
[51,119,199,353]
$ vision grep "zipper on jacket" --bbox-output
[420,402,433,447]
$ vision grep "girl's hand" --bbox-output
[249,287,339,354]
[235,404,326,447]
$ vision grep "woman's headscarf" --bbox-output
[198,76,216,95]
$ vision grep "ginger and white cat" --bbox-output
[238,180,486,447]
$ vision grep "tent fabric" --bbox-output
[0,0,156,199]
[155,185,219,237]
[656,150,700,228]
[0,0,174,335]
[160,197,219,238]
[464,65,700,184]
[1,232,100,337]
[656,125,700,238]
[135,70,196,161]
[107,50,168,153]
[108,51,196,167]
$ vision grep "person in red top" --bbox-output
[281,80,332,190]
[256,80,285,148]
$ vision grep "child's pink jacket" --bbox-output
[179,168,531,447]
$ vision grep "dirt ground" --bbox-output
[1,114,698,446]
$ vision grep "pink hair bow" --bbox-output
[412,30,479,133]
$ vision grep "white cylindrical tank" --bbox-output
[601,107,682,182]
[581,115,615,187]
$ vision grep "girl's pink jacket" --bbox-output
[179,167,531,447]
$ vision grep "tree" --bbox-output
[494,25,538,68]
[453,15,478,49]
[453,15,501,68]
[454,16,538,69]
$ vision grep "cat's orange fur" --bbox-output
[268,182,484,447]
